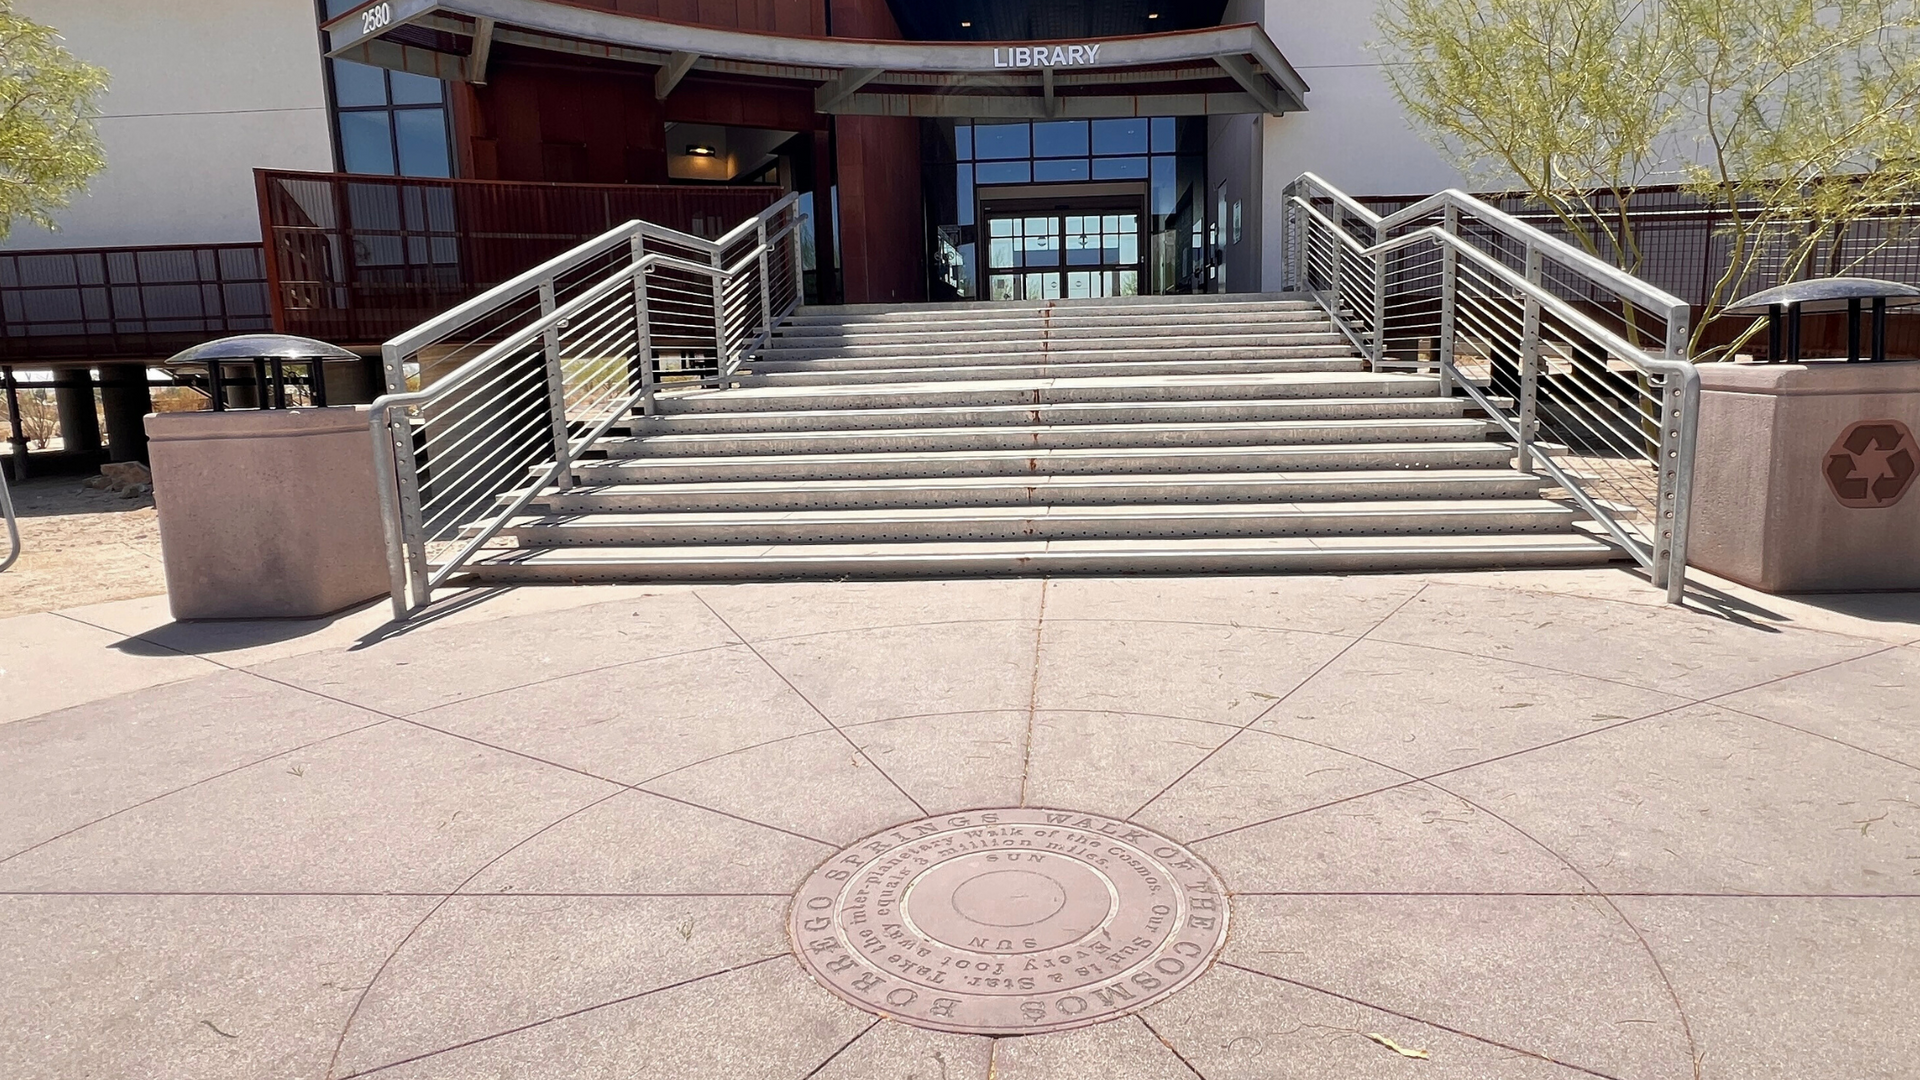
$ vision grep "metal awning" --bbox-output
[322,0,1309,118]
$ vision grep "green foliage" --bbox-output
[1376,0,1920,357]
[0,1,108,241]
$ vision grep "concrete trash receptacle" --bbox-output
[147,406,389,619]
[1689,360,1920,592]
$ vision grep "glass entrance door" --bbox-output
[985,211,1142,301]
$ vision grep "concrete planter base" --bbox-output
[1690,360,1920,592]
[146,407,389,620]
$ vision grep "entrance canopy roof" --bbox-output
[323,0,1309,118]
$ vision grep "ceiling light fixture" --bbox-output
[960,20,972,27]
[685,144,717,157]
[1148,12,1160,18]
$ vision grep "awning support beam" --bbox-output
[469,16,496,83]
[1213,54,1282,115]
[815,67,883,113]
[655,50,698,99]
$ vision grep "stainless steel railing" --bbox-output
[369,194,804,617]
[0,464,19,574]
[1284,173,1700,603]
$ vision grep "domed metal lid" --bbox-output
[1725,277,1920,316]
[164,334,361,364]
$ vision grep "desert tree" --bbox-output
[0,1,108,241]
[1376,0,1920,358]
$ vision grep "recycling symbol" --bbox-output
[1824,419,1919,509]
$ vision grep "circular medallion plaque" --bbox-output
[788,808,1230,1035]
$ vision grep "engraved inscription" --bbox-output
[788,808,1231,1035]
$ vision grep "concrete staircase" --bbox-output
[461,293,1619,582]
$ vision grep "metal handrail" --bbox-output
[384,192,801,386]
[1294,172,1692,324]
[0,465,18,574]
[368,195,805,617]
[1285,173,1700,603]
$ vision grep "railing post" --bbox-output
[1286,184,1303,291]
[629,234,657,416]
[1518,245,1543,474]
[790,209,807,310]
[368,406,411,619]
[537,277,575,491]
[381,341,433,612]
[710,249,729,386]
[1372,221,1389,367]
[1330,213,1345,315]
[1437,204,1459,397]
[756,219,773,341]
[1654,309,1697,599]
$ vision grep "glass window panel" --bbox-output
[989,237,1016,268]
[1068,271,1093,298]
[956,125,973,160]
[1119,233,1139,264]
[389,71,444,105]
[394,109,451,177]
[972,123,1030,160]
[1150,117,1175,153]
[989,217,1013,237]
[1027,272,1060,299]
[1031,121,1088,157]
[331,60,387,107]
[1120,270,1139,296]
[1091,118,1148,155]
[338,110,396,174]
[1033,158,1089,182]
[1092,156,1149,180]
[990,274,1018,300]
[1151,156,1176,216]
[974,160,1030,184]
[957,164,974,226]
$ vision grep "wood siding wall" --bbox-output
[453,0,927,303]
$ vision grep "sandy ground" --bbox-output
[0,476,167,618]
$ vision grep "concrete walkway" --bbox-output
[1,569,1915,1079]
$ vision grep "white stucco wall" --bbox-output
[6,0,335,251]
[1246,0,1472,289]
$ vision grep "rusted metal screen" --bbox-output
[258,170,782,347]
[0,244,271,364]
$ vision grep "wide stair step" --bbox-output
[528,469,1549,512]
[458,534,1619,583]
[563,443,1517,484]
[756,336,1352,360]
[771,318,1336,343]
[619,397,1471,434]
[597,417,1492,456]
[486,500,1580,546]
[737,357,1362,384]
[654,372,1444,413]
[443,295,1622,584]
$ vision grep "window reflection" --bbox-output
[930,117,1207,299]
[326,54,453,177]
